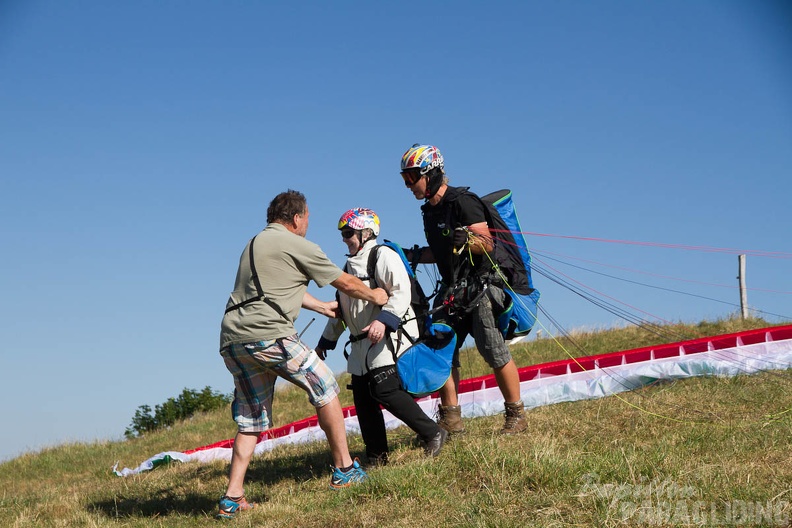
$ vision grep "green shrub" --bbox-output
[124,386,232,439]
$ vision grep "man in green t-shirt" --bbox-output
[216,190,388,520]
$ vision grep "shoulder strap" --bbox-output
[365,242,411,286]
[224,234,288,319]
[248,234,265,297]
[366,245,383,289]
[442,185,470,203]
[447,189,473,288]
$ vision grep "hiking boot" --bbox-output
[423,428,449,457]
[438,404,465,435]
[501,400,527,434]
[216,495,255,519]
[329,458,368,489]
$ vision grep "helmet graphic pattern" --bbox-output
[401,144,444,175]
[338,208,380,236]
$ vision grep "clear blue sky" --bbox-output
[1,1,790,462]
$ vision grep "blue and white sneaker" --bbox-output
[216,495,255,519]
[329,458,368,489]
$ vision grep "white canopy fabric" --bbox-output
[114,324,792,477]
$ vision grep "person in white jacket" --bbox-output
[316,208,447,465]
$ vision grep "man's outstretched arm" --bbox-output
[331,273,388,305]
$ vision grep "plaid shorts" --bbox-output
[220,334,340,433]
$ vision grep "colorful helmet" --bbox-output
[401,144,444,175]
[338,208,380,236]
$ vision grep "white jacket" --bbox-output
[320,240,421,376]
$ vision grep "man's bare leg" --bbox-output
[316,396,353,468]
[224,431,259,498]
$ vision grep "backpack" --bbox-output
[476,189,541,340]
[366,240,431,337]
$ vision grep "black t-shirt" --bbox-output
[421,186,492,285]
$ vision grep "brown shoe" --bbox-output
[438,404,465,435]
[501,400,527,434]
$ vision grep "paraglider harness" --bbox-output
[431,187,540,340]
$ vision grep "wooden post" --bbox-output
[738,254,748,319]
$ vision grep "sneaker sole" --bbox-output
[330,479,369,489]
[216,499,255,519]
[329,476,366,490]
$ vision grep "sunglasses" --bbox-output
[340,228,356,239]
[401,170,423,187]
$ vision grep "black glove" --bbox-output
[452,227,468,249]
[406,244,424,266]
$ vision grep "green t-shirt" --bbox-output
[220,223,343,348]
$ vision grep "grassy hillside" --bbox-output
[2,317,790,527]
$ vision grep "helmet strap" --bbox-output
[356,231,365,253]
[345,231,365,256]
[424,169,444,199]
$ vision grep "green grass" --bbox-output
[2,317,791,527]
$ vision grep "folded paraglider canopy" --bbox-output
[396,322,456,397]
